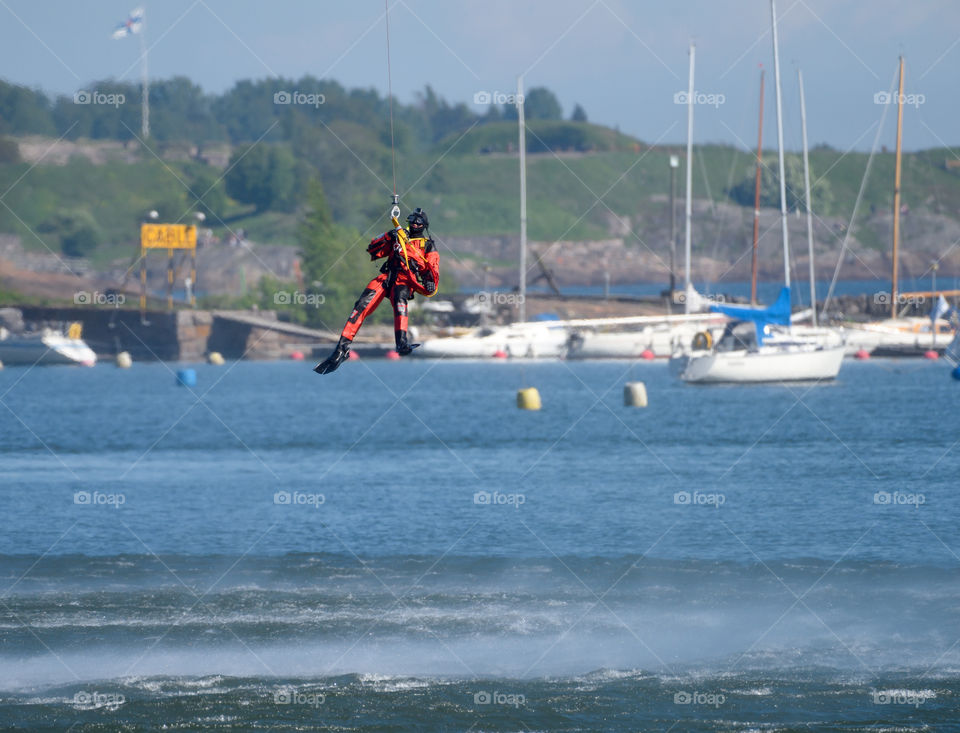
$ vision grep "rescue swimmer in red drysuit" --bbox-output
[314,207,439,374]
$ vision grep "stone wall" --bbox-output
[15,306,332,361]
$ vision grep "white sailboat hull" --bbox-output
[566,319,725,359]
[420,313,728,360]
[417,332,503,358]
[672,344,844,383]
[842,318,955,356]
[418,324,568,359]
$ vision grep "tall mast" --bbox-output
[683,42,695,314]
[798,68,817,326]
[770,0,790,289]
[891,56,904,319]
[517,74,527,323]
[751,70,765,305]
[139,8,149,138]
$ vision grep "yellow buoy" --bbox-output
[623,381,648,407]
[116,351,133,369]
[517,387,542,410]
[207,351,225,366]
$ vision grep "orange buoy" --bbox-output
[640,349,655,361]
[854,349,870,360]
[924,350,939,360]
[385,350,400,360]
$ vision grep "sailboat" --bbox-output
[839,56,957,357]
[671,0,845,383]
[670,287,843,381]
[420,69,723,361]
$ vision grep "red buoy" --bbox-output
[348,351,359,361]
[493,350,508,359]
[385,350,400,360]
[640,349,655,361]
[854,349,870,360]
[924,350,939,360]
[290,350,305,361]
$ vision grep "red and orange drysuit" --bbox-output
[339,227,439,353]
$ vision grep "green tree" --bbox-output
[225,143,297,212]
[727,154,834,214]
[0,81,55,135]
[415,85,475,142]
[148,76,223,143]
[52,80,140,140]
[296,180,367,329]
[291,120,391,226]
[523,87,563,120]
[187,165,227,221]
[213,78,289,144]
[40,209,101,257]
[570,103,588,122]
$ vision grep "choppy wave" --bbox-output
[2,670,957,732]
[2,553,959,693]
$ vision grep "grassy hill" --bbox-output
[2,127,959,270]
[402,138,960,249]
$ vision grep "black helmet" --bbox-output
[406,207,428,232]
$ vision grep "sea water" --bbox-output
[1,358,958,730]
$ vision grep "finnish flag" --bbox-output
[930,293,950,323]
[111,8,144,40]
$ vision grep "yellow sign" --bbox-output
[140,223,197,250]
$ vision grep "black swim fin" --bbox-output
[314,339,351,374]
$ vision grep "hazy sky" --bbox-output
[1,0,958,151]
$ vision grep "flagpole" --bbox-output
[140,7,149,138]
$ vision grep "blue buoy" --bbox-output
[176,368,197,387]
[952,365,960,381]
